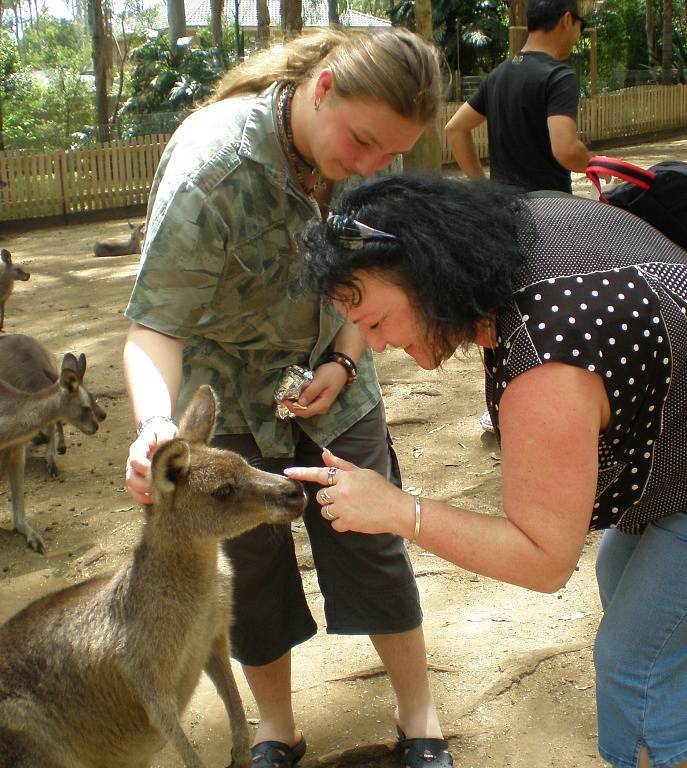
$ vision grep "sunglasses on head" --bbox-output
[570,11,586,32]
[326,213,398,250]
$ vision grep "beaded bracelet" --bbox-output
[136,414,177,436]
[325,351,358,384]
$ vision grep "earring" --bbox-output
[489,321,498,350]
[314,98,321,111]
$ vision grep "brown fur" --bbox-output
[0,249,30,332]
[0,335,103,553]
[92,222,145,257]
[0,385,306,767]
[0,334,106,478]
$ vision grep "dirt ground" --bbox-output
[1,134,685,768]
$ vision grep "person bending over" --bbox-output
[289,173,687,768]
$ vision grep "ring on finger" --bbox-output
[327,467,337,487]
[323,504,337,521]
[321,488,332,502]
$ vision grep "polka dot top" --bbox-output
[484,194,687,533]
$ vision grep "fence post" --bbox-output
[58,151,68,217]
[509,26,527,56]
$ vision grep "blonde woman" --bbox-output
[123,29,453,768]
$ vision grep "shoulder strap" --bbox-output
[586,156,656,200]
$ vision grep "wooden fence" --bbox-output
[0,134,170,223]
[577,83,687,142]
[2,84,686,223]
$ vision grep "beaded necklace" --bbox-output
[276,82,327,195]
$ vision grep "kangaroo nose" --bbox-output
[285,479,307,505]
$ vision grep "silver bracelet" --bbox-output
[136,414,177,436]
[409,495,422,543]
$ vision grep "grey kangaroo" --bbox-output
[0,384,307,768]
[0,333,106,479]
[0,336,102,553]
[0,249,30,332]
[92,221,145,257]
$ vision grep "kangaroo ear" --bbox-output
[1,249,10,265]
[61,352,77,370]
[178,385,218,445]
[60,352,86,382]
[59,366,80,393]
[151,439,191,495]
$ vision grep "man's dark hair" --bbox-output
[526,0,580,32]
[298,174,530,363]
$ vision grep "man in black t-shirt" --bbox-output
[445,0,590,193]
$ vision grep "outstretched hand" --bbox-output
[284,449,414,537]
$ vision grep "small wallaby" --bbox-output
[0,334,106,477]
[92,221,145,257]
[0,385,306,768]
[0,337,102,553]
[0,249,30,332]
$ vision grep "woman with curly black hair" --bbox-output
[288,173,687,768]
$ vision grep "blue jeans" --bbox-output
[595,512,687,768]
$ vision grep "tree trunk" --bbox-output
[509,0,526,26]
[256,0,270,47]
[168,0,186,63]
[233,0,244,59]
[281,0,302,39]
[402,0,441,173]
[646,0,657,65]
[328,0,339,26]
[104,0,114,90]
[11,1,20,45]
[210,0,225,67]
[89,0,111,142]
[661,0,673,82]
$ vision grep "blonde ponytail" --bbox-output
[209,29,349,101]
[208,27,444,123]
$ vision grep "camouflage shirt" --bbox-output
[125,84,381,458]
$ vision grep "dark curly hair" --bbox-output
[299,173,530,363]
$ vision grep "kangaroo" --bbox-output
[0,340,102,553]
[92,221,145,257]
[0,384,306,768]
[0,249,30,332]
[0,334,106,478]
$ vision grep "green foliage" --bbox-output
[1,17,94,150]
[3,69,93,149]
[0,27,19,81]
[389,0,509,80]
[589,0,650,88]
[119,30,238,134]
[347,0,391,16]
[19,13,90,71]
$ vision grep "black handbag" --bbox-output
[586,155,687,250]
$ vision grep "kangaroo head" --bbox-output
[58,353,100,435]
[128,222,145,252]
[150,385,306,540]
[1,249,30,281]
